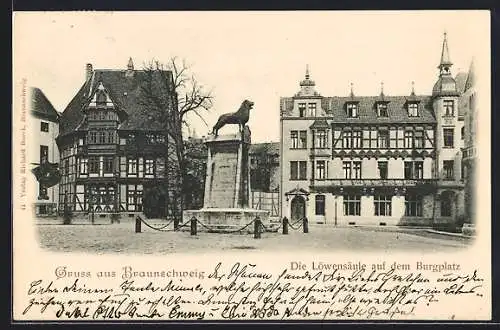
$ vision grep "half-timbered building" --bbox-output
[280,33,466,227]
[56,59,181,219]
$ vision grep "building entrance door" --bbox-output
[290,196,306,222]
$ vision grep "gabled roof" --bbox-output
[30,87,59,122]
[282,95,436,124]
[59,68,175,137]
[309,119,330,129]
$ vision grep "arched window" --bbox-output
[315,195,325,215]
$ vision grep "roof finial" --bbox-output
[411,81,415,95]
[127,57,134,71]
[380,81,384,96]
[439,30,452,71]
[305,64,310,80]
[350,82,354,98]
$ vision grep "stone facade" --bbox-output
[280,34,469,228]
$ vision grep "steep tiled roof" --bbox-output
[249,142,280,155]
[283,95,436,124]
[30,87,59,122]
[59,69,175,137]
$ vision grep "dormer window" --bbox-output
[346,102,359,118]
[376,103,388,117]
[298,103,306,117]
[443,100,454,116]
[408,103,419,117]
[308,103,317,117]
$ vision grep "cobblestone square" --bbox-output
[36,220,471,255]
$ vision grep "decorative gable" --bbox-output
[88,82,115,108]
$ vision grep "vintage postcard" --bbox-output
[12,11,491,322]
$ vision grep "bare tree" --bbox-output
[139,57,213,215]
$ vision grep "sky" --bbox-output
[13,11,489,143]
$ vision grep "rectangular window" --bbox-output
[346,103,358,117]
[342,131,352,149]
[404,131,414,149]
[443,100,454,116]
[40,122,49,132]
[98,131,106,144]
[290,161,298,180]
[316,160,326,179]
[374,195,392,216]
[39,145,48,164]
[352,130,362,148]
[298,103,306,117]
[106,131,116,144]
[405,195,423,216]
[89,131,97,144]
[291,131,299,149]
[290,161,307,180]
[414,131,425,148]
[408,103,419,117]
[38,183,47,200]
[299,131,307,148]
[315,195,325,215]
[343,161,352,179]
[315,130,328,148]
[404,161,413,179]
[127,158,138,175]
[127,185,143,212]
[377,103,388,117]
[146,134,156,144]
[103,156,114,174]
[343,195,361,216]
[79,158,88,175]
[299,161,307,180]
[404,161,423,179]
[443,160,454,180]
[378,130,389,148]
[145,158,155,175]
[414,161,423,179]
[378,161,388,179]
[89,157,99,174]
[353,161,362,179]
[443,129,454,148]
[64,159,69,176]
[308,103,317,117]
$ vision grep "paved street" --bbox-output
[36,220,472,254]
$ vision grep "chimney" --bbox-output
[85,63,93,81]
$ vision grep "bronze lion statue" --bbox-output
[212,99,254,137]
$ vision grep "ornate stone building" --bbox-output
[280,33,467,228]
[56,59,181,219]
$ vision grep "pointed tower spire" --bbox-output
[465,57,475,91]
[305,64,310,80]
[438,31,453,75]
